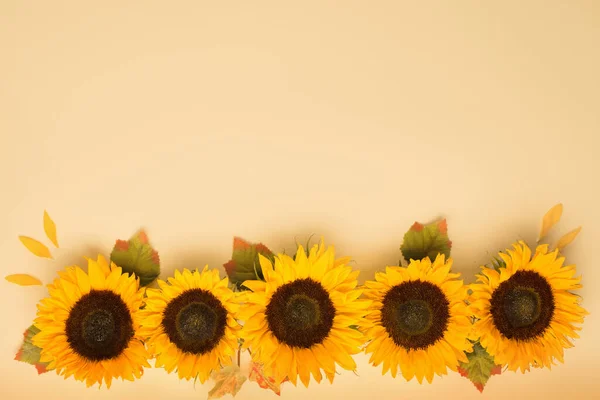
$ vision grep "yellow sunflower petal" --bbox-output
[556,226,582,250]
[33,255,149,387]
[43,210,59,248]
[539,203,563,241]
[363,256,471,383]
[242,280,266,292]
[140,266,240,380]
[242,239,365,386]
[19,236,53,258]
[5,274,42,286]
[471,241,587,372]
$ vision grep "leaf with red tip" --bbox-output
[249,362,285,395]
[458,342,501,393]
[400,218,452,263]
[411,222,424,232]
[110,230,160,287]
[224,237,274,290]
[14,325,50,374]
[114,239,129,251]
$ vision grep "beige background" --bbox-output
[1,1,599,399]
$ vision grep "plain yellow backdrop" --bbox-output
[1,1,599,399]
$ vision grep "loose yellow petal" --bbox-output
[556,226,582,250]
[43,210,59,248]
[5,273,42,286]
[18,236,53,259]
[539,203,563,241]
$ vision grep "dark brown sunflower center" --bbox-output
[381,280,450,350]
[504,288,541,328]
[65,290,134,361]
[83,310,115,343]
[490,270,554,340]
[265,278,335,349]
[162,289,227,354]
[286,294,322,329]
[177,302,217,342]
[396,300,433,335]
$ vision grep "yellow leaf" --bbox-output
[5,274,43,286]
[208,365,247,399]
[43,210,59,248]
[539,203,563,241]
[18,236,53,259]
[556,226,582,250]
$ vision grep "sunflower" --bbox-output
[470,241,587,372]
[139,267,240,382]
[363,255,472,383]
[32,255,150,388]
[239,239,370,387]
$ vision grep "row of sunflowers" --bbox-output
[7,204,587,396]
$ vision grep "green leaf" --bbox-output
[491,256,507,272]
[14,325,49,374]
[224,237,275,290]
[292,234,315,260]
[457,342,501,393]
[208,365,247,399]
[110,230,160,287]
[400,219,452,263]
